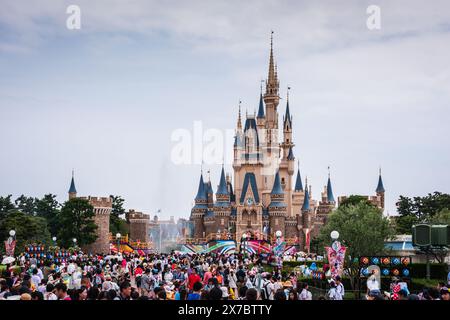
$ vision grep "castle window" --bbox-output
[275,218,279,226]
[221,218,224,225]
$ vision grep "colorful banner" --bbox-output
[4,239,16,257]
[326,241,347,278]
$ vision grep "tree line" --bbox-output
[0,194,128,254]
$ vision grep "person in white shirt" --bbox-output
[67,261,76,275]
[102,274,119,292]
[335,276,345,300]
[263,275,276,300]
[298,283,312,300]
[328,281,338,300]
[44,283,57,301]
[31,269,41,288]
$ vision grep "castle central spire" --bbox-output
[265,31,279,97]
[263,31,280,130]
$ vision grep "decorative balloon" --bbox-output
[392,269,399,276]
[382,268,390,276]
[402,269,409,277]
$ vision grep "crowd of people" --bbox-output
[1,250,449,301]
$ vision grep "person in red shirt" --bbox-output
[203,267,212,285]
[188,268,201,291]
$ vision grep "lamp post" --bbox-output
[6,230,16,257]
[116,233,121,254]
[241,233,247,259]
[73,238,77,250]
[329,230,341,280]
[52,236,57,246]
[275,230,282,267]
[330,230,339,242]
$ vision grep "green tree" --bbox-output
[0,195,15,218]
[35,194,61,237]
[429,208,450,225]
[316,202,395,298]
[109,195,129,235]
[14,195,36,215]
[0,210,51,254]
[339,195,374,208]
[57,198,97,248]
[395,192,450,233]
[394,215,419,234]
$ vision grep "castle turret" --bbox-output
[376,168,385,210]
[68,170,77,200]
[256,85,265,129]
[213,166,232,234]
[294,164,304,192]
[326,168,335,204]
[264,32,280,130]
[191,172,208,238]
[268,170,286,237]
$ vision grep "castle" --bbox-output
[67,173,187,254]
[68,172,112,254]
[189,35,385,251]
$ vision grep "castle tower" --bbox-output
[233,104,243,166]
[213,166,232,234]
[67,172,111,254]
[68,170,77,200]
[83,196,112,254]
[279,88,295,215]
[190,172,208,238]
[301,178,313,251]
[268,171,286,238]
[376,168,385,210]
[326,167,335,204]
[292,161,305,221]
[264,32,280,130]
[127,210,150,242]
[205,171,214,210]
[256,85,265,129]
[316,167,336,230]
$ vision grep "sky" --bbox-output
[0,0,449,220]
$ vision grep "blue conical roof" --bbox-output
[271,171,284,195]
[376,174,385,193]
[294,168,303,192]
[327,176,335,203]
[195,174,207,200]
[216,167,229,195]
[257,93,265,118]
[284,100,292,127]
[302,180,310,211]
[68,175,77,194]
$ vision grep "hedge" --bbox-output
[409,263,448,279]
